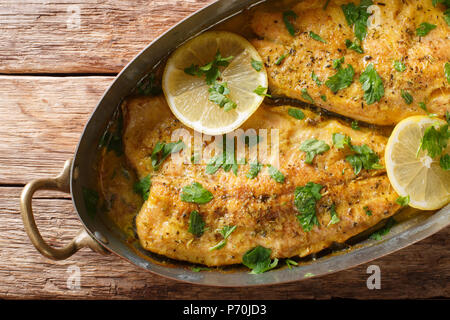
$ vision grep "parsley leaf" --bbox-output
[191,266,210,272]
[286,259,298,269]
[345,39,364,53]
[301,88,314,103]
[419,102,428,112]
[242,246,278,274]
[267,165,285,183]
[396,195,410,207]
[309,31,327,43]
[246,162,263,179]
[341,0,373,41]
[369,218,396,240]
[209,82,237,111]
[254,85,271,97]
[394,60,406,72]
[181,182,214,204]
[364,206,372,216]
[418,124,449,159]
[445,62,450,84]
[359,63,384,105]
[300,139,331,164]
[288,108,305,120]
[251,58,263,72]
[332,133,351,149]
[328,203,340,226]
[283,10,298,36]
[332,57,345,69]
[325,64,355,93]
[416,22,437,37]
[151,140,185,170]
[82,187,99,218]
[275,53,288,65]
[209,225,237,251]
[441,154,450,170]
[320,95,327,101]
[133,175,151,201]
[294,182,323,232]
[188,210,206,237]
[311,71,322,86]
[351,120,360,130]
[401,90,413,105]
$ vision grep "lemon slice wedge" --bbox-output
[385,116,450,210]
[162,31,268,135]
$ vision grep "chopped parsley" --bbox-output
[301,88,314,103]
[300,139,331,164]
[417,123,449,159]
[345,39,364,53]
[181,182,214,204]
[309,31,327,43]
[416,22,437,37]
[320,95,327,101]
[394,60,406,72]
[283,10,298,36]
[294,182,323,232]
[242,246,278,274]
[332,57,345,69]
[209,225,237,251]
[82,187,99,218]
[341,0,373,41]
[251,58,263,72]
[191,266,210,272]
[206,151,238,176]
[267,165,285,183]
[396,195,410,207]
[311,71,322,86]
[325,64,355,93]
[328,204,340,226]
[133,174,151,201]
[188,210,206,237]
[351,120,360,130]
[400,90,413,105]
[332,133,351,149]
[440,154,450,170]
[246,162,263,179]
[419,102,428,112]
[288,108,305,120]
[364,206,372,216]
[209,82,237,111]
[445,62,450,84]
[151,140,185,170]
[254,85,271,97]
[286,259,298,269]
[359,63,384,105]
[369,217,396,240]
[275,53,288,65]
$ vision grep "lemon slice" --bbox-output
[162,31,268,135]
[385,116,450,210]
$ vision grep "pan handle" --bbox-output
[20,158,108,260]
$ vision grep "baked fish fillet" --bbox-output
[251,0,449,125]
[122,96,400,266]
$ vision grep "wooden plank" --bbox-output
[1,186,449,299]
[0,0,215,74]
[0,75,113,184]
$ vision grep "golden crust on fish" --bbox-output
[250,0,449,125]
[122,96,400,266]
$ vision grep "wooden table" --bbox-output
[0,0,448,300]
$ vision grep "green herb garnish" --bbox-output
[288,108,305,120]
[351,120,360,130]
[267,165,285,183]
[294,182,323,232]
[325,64,355,93]
[328,203,340,226]
[311,71,322,86]
[209,82,237,111]
[188,210,206,237]
[345,39,364,53]
[251,58,263,72]
[181,182,214,204]
[417,124,449,159]
[401,90,413,105]
[394,60,406,72]
[419,102,428,112]
[209,225,237,251]
[254,85,271,97]
[283,10,298,36]
[301,88,314,103]
[309,31,327,43]
[286,259,298,269]
[359,63,384,105]
[191,266,210,272]
[246,162,263,179]
[416,22,437,37]
[369,218,396,240]
[440,154,450,170]
[275,53,288,65]
[341,0,373,41]
[300,139,330,164]
[151,140,185,170]
[332,57,345,69]
[242,246,278,274]
[445,62,450,84]
[133,175,151,201]
[364,206,372,216]
[396,195,410,207]
[332,133,351,149]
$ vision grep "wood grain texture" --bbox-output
[1,186,449,300]
[0,0,215,74]
[0,76,113,184]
